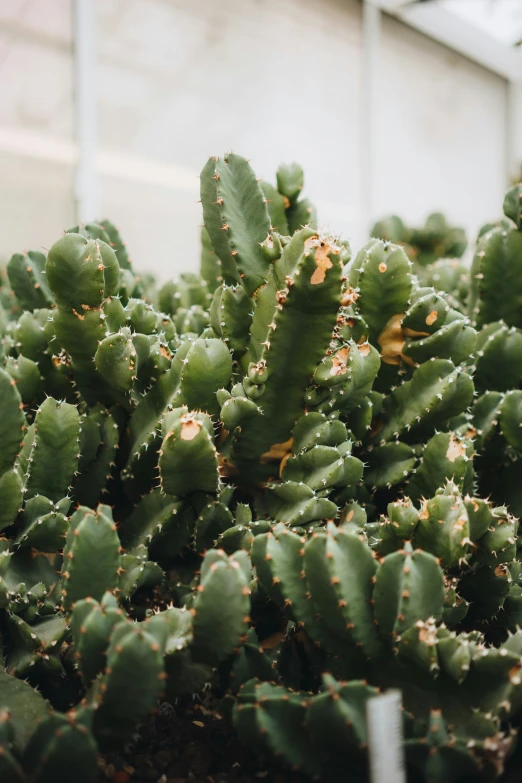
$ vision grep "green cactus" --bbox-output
[159,407,219,495]
[46,232,119,313]
[260,161,318,236]
[469,184,522,329]
[372,211,467,267]
[200,153,271,293]
[7,251,53,312]
[3,160,522,782]
[416,257,470,311]
[241,482,522,778]
[61,505,121,610]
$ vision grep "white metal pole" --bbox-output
[73,0,99,223]
[366,690,406,783]
[361,0,382,235]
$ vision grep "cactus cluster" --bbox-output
[372,211,468,268]
[1,155,522,782]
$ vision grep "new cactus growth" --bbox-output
[1,155,522,782]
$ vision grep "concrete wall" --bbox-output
[0,0,509,280]
[375,14,508,245]
[95,0,364,278]
[0,0,75,257]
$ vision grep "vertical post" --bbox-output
[507,78,522,185]
[361,0,381,235]
[73,0,99,223]
[366,690,406,783]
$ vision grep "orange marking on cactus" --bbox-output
[305,235,340,284]
[341,288,359,306]
[260,437,294,465]
[509,664,522,685]
[330,346,350,376]
[179,415,201,441]
[160,345,172,360]
[446,435,466,463]
[378,313,405,366]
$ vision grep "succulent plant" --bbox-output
[0,154,521,782]
[372,211,468,268]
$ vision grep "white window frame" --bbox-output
[370,0,522,81]
[361,0,522,231]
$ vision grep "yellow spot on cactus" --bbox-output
[378,314,405,366]
[341,288,359,306]
[330,347,350,376]
[305,234,340,285]
[180,415,201,441]
[310,256,333,285]
[260,437,294,465]
[454,515,467,530]
[417,620,437,646]
[160,345,172,360]
[425,310,438,326]
[446,436,466,463]
[378,314,418,367]
[378,262,387,273]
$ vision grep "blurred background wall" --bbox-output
[0,0,520,279]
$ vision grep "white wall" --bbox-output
[0,0,75,258]
[0,0,510,278]
[95,0,364,278]
[374,15,508,245]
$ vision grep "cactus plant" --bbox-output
[372,211,467,267]
[1,156,522,782]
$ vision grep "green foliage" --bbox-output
[372,211,467,268]
[1,159,522,782]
